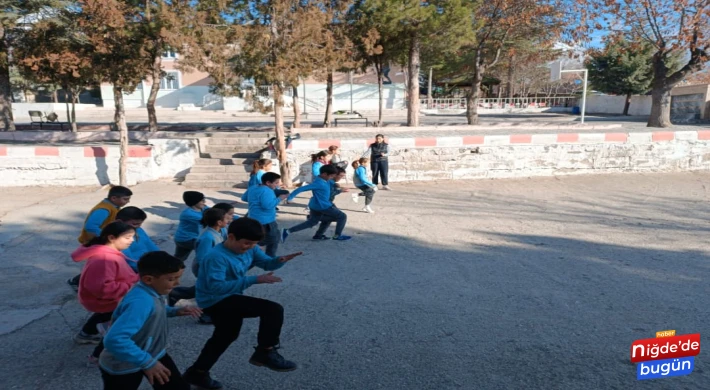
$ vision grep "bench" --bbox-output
[29,110,70,131]
[334,117,369,127]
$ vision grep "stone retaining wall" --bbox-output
[0,139,197,187]
[284,130,710,183]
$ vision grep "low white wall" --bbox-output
[0,139,197,187]
[11,103,100,121]
[585,95,653,116]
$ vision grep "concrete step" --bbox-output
[189,165,252,173]
[185,172,251,181]
[206,138,269,146]
[203,145,264,154]
[206,131,274,138]
[182,179,248,189]
[194,157,257,166]
[203,152,262,159]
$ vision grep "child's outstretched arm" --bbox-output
[251,247,303,270]
[286,183,316,202]
[202,256,259,295]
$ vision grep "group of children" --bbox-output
[66,140,390,389]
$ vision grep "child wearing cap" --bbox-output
[174,191,208,262]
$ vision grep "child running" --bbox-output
[68,185,133,291]
[329,167,349,203]
[99,251,202,390]
[182,218,303,389]
[310,151,328,180]
[174,191,208,262]
[211,203,239,240]
[71,221,139,364]
[247,172,289,256]
[117,206,160,272]
[241,159,289,202]
[281,165,352,242]
[351,158,378,213]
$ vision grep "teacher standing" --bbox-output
[363,134,391,190]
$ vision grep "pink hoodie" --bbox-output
[72,245,139,313]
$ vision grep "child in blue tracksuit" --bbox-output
[247,172,289,257]
[182,218,303,389]
[328,167,349,203]
[116,207,160,272]
[99,251,201,390]
[241,159,289,203]
[310,151,328,182]
[174,191,209,262]
[351,158,377,214]
[211,203,239,240]
[281,164,351,242]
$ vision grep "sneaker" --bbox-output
[67,277,79,292]
[197,315,213,325]
[183,368,223,390]
[332,235,352,241]
[383,185,392,190]
[312,235,330,240]
[96,322,111,336]
[86,355,99,368]
[363,206,374,213]
[249,346,297,372]
[351,193,359,203]
[73,331,101,345]
[280,228,290,244]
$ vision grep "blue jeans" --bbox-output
[260,221,280,257]
[289,206,347,237]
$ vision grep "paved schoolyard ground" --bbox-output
[0,173,708,389]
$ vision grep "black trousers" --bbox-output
[357,185,376,206]
[82,311,113,358]
[189,294,284,372]
[100,353,189,390]
[370,159,389,185]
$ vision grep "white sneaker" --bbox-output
[351,193,359,203]
[363,206,374,213]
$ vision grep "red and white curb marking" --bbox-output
[288,130,710,150]
[0,146,152,158]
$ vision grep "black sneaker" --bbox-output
[312,234,330,240]
[249,346,297,372]
[67,277,79,292]
[183,368,223,390]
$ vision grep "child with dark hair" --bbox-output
[116,207,160,272]
[282,164,352,242]
[241,159,289,203]
[362,134,391,190]
[99,251,201,390]
[68,185,133,291]
[182,218,303,389]
[71,221,139,363]
[328,167,349,203]
[174,191,208,262]
[247,172,289,257]
[310,151,328,180]
[351,158,377,213]
[211,203,239,240]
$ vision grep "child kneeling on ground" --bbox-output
[99,251,201,390]
[182,218,303,389]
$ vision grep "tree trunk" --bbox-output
[406,32,420,127]
[0,43,15,131]
[467,53,485,125]
[70,88,78,132]
[648,87,673,128]
[292,86,300,128]
[623,92,632,116]
[273,83,291,188]
[506,56,515,99]
[53,89,58,103]
[113,86,129,186]
[323,70,334,127]
[147,53,162,132]
[64,88,71,125]
[377,69,384,126]
[427,67,433,109]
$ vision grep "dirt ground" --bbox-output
[0,173,708,389]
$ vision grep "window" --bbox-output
[160,72,180,90]
[162,50,177,59]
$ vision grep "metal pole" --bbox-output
[349,71,353,113]
[581,69,588,124]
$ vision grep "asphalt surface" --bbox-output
[0,173,709,389]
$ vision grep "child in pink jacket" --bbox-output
[72,221,139,364]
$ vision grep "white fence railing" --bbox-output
[420,96,578,110]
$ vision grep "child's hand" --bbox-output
[257,272,282,284]
[144,361,171,385]
[278,251,303,263]
[177,307,203,318]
